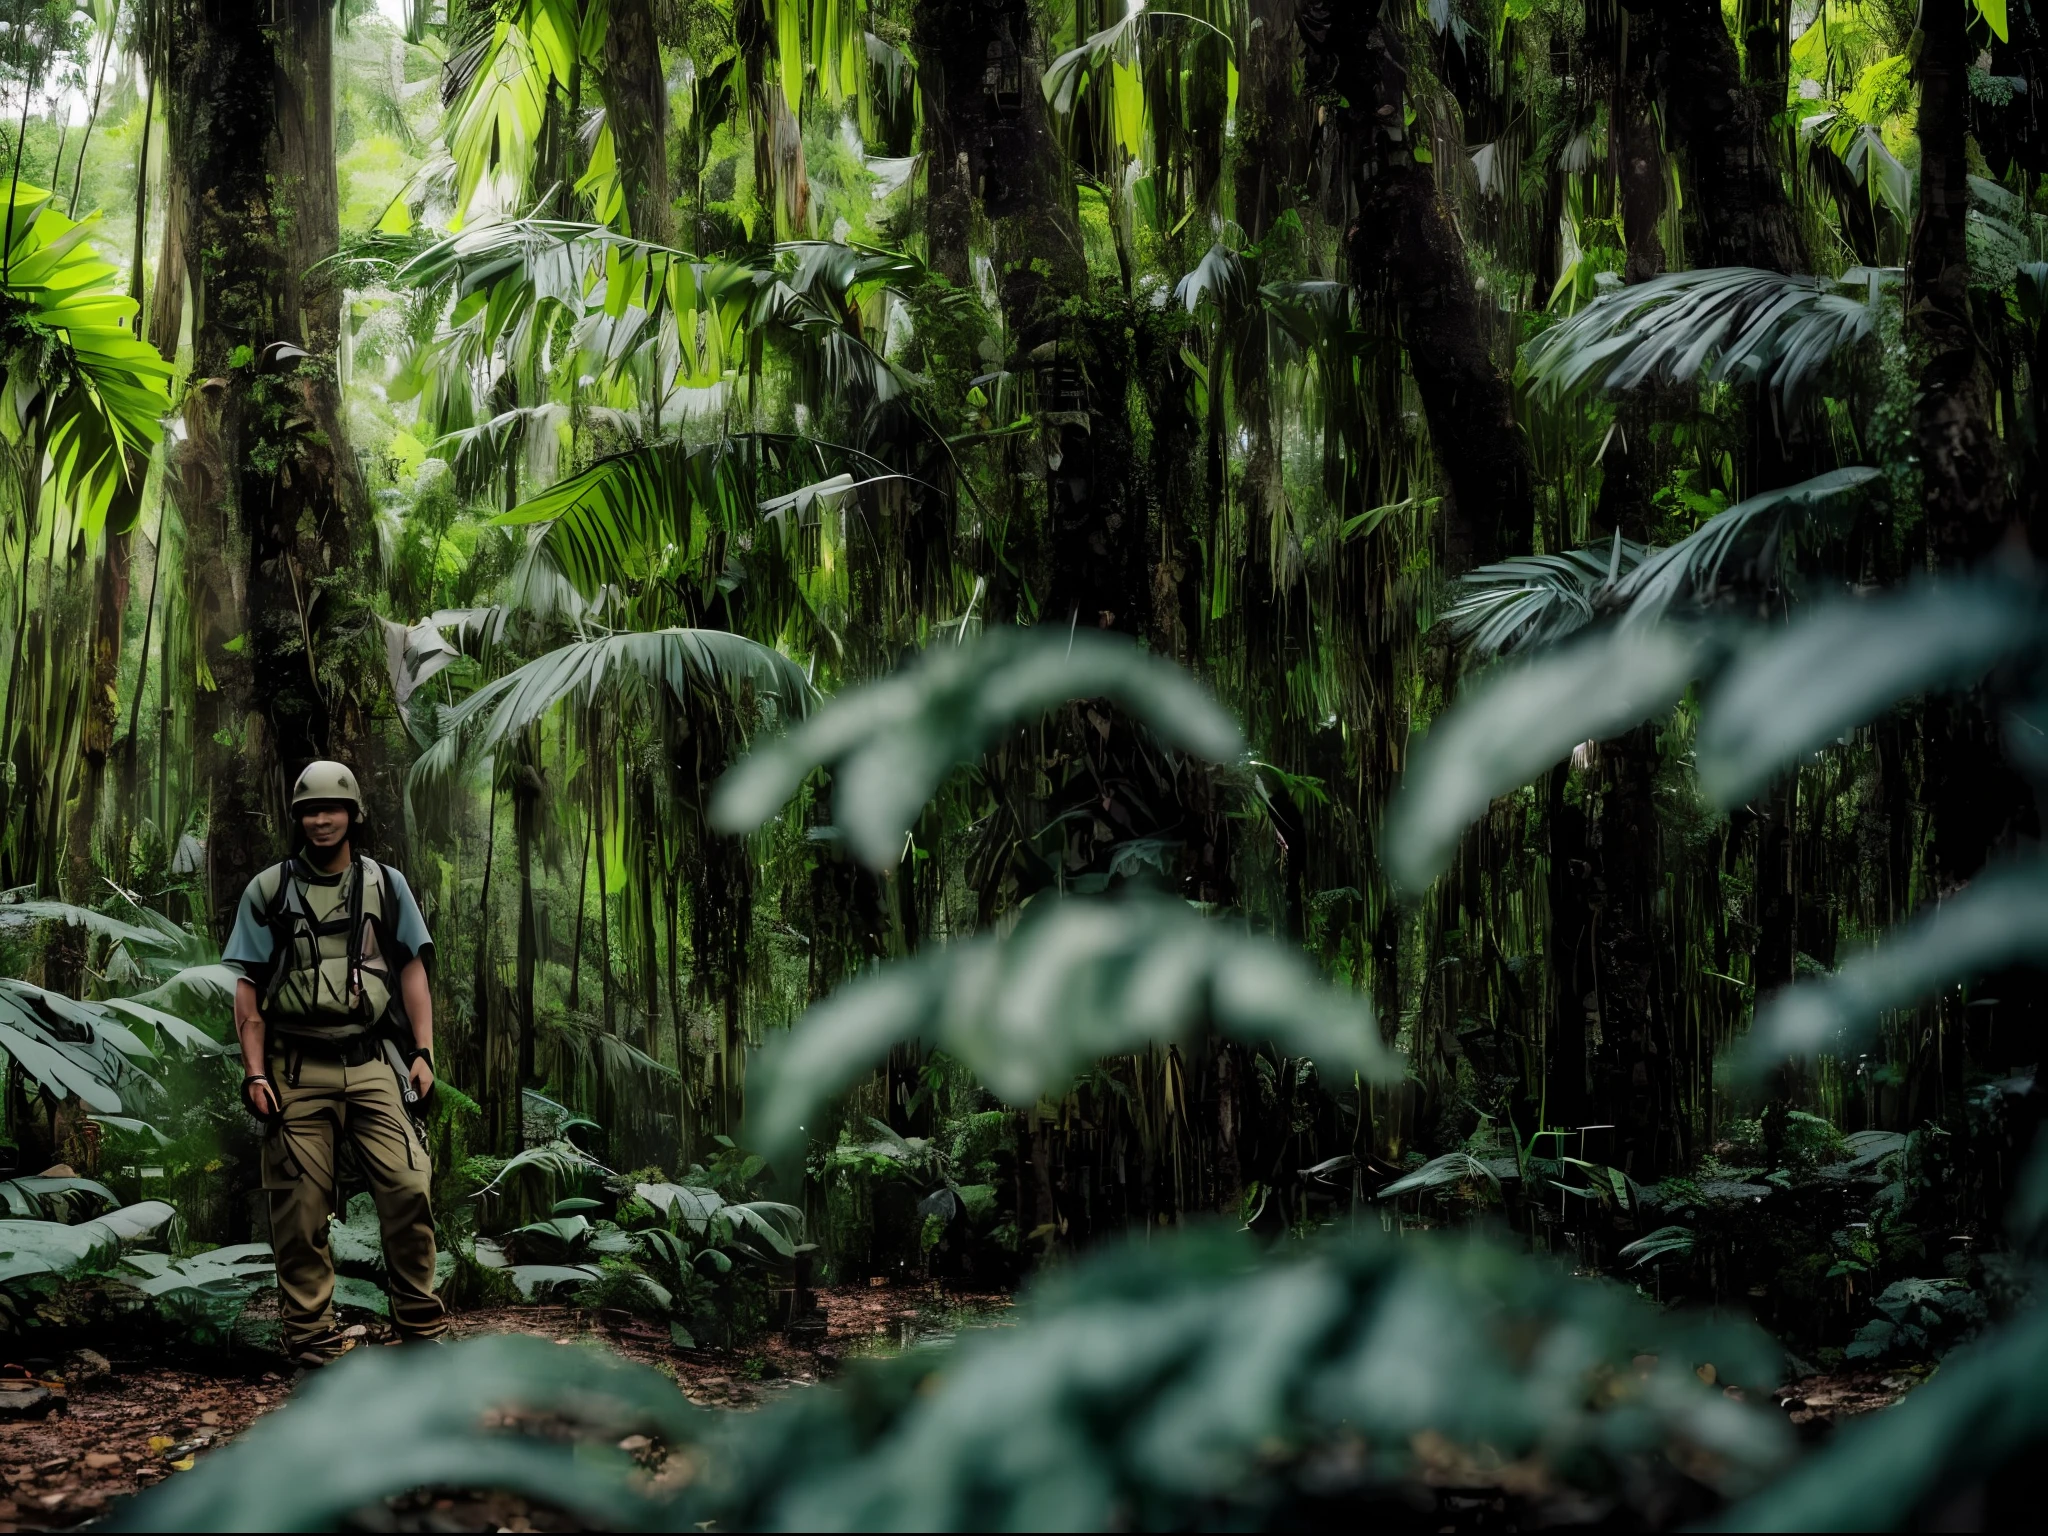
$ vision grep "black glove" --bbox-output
[241,1074,282,1125]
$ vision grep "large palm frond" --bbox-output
[1521,266,1892,414]
[0,186,172,533]
[438,628,813,764]
[1611,468,1883,627]
[1442,543,1646,659]
[443,0,600,218]
[495,433,884,597]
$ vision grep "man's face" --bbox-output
[299,802,352,851]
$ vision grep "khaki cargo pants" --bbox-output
[263,1050,446,1350]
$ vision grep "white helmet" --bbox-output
[290,760,363,814]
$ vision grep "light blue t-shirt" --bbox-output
[222,857,434,991]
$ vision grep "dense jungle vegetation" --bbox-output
[4,0,2048,1528]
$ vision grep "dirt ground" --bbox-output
[0,1282,1010,1531]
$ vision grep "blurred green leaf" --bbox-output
[710,628,1246,868]
[135,1229,1788,1532]
[1698,579,2044,807]
[1385,627,1704,894]
[115,1334,697,1532]
[745,896,1397,1162]
[1712,1303,2048,1532]
[1736,858,2048,1075]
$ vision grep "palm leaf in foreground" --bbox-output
[1697,577,2045,807]
[710,627,1245,868]
[742,896,1398,1163]
[1734,858,2048,1076]
[1385,626,1707,894]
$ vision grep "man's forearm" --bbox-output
[401,960,434,1053]
[234,978,267,1077]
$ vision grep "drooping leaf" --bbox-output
[1697,578,2045,807]
[710,627,1246,868]
[0,1200,176,1284]
[1385,627,1706,894]
[1442,543,1645,659]
[1376,1153,1500,1199]
[412,629,815,821]
[743,896,1397,1161]
[1521,264,1889,415]
[1610,468,1884,628]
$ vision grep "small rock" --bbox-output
[0,1383,61,1422]
[34,1459,71,1476]
[81,1453,122,1471]
[199,1409,221,1426]
[62,1349,113,1391]
[617,1435,652,1453]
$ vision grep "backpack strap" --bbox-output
[254,861,300,1011]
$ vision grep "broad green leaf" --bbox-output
[710,627,1245,868]
[1385,627,1705,894]
[1735,859,2048,1075]
[0,900,177,951]
[0,1200,175,1282]
[743,896,1397,1161]
[1697,579,2044,807]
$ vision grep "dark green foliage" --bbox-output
[129,1223,1791,1532]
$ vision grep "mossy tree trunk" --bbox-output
[161,0,376,934]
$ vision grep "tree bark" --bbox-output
[1301,2,1532,569]
[1913,1,2011,568]
[599,0,672,244]
[1913,9,2034,903]
[1235,0,1307,242]
[1632,0,1807,273]
[161,0,376,934]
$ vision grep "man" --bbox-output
[226,760,446,1364]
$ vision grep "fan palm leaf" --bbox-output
[1522,266,1892,415]
[1443,543,1646,659]
[436,627,814,766]
[1612,468,1884,627]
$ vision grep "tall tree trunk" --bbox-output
[1301,1,1532,570]
[599,0,671,243]
[1235,0,1306,242]
[1912,6,2033,911]
[162,0,376,934]
[1913,2,2010,570]
[1632,0,1806,274]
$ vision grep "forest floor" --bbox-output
[0,1282,1012,1531]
